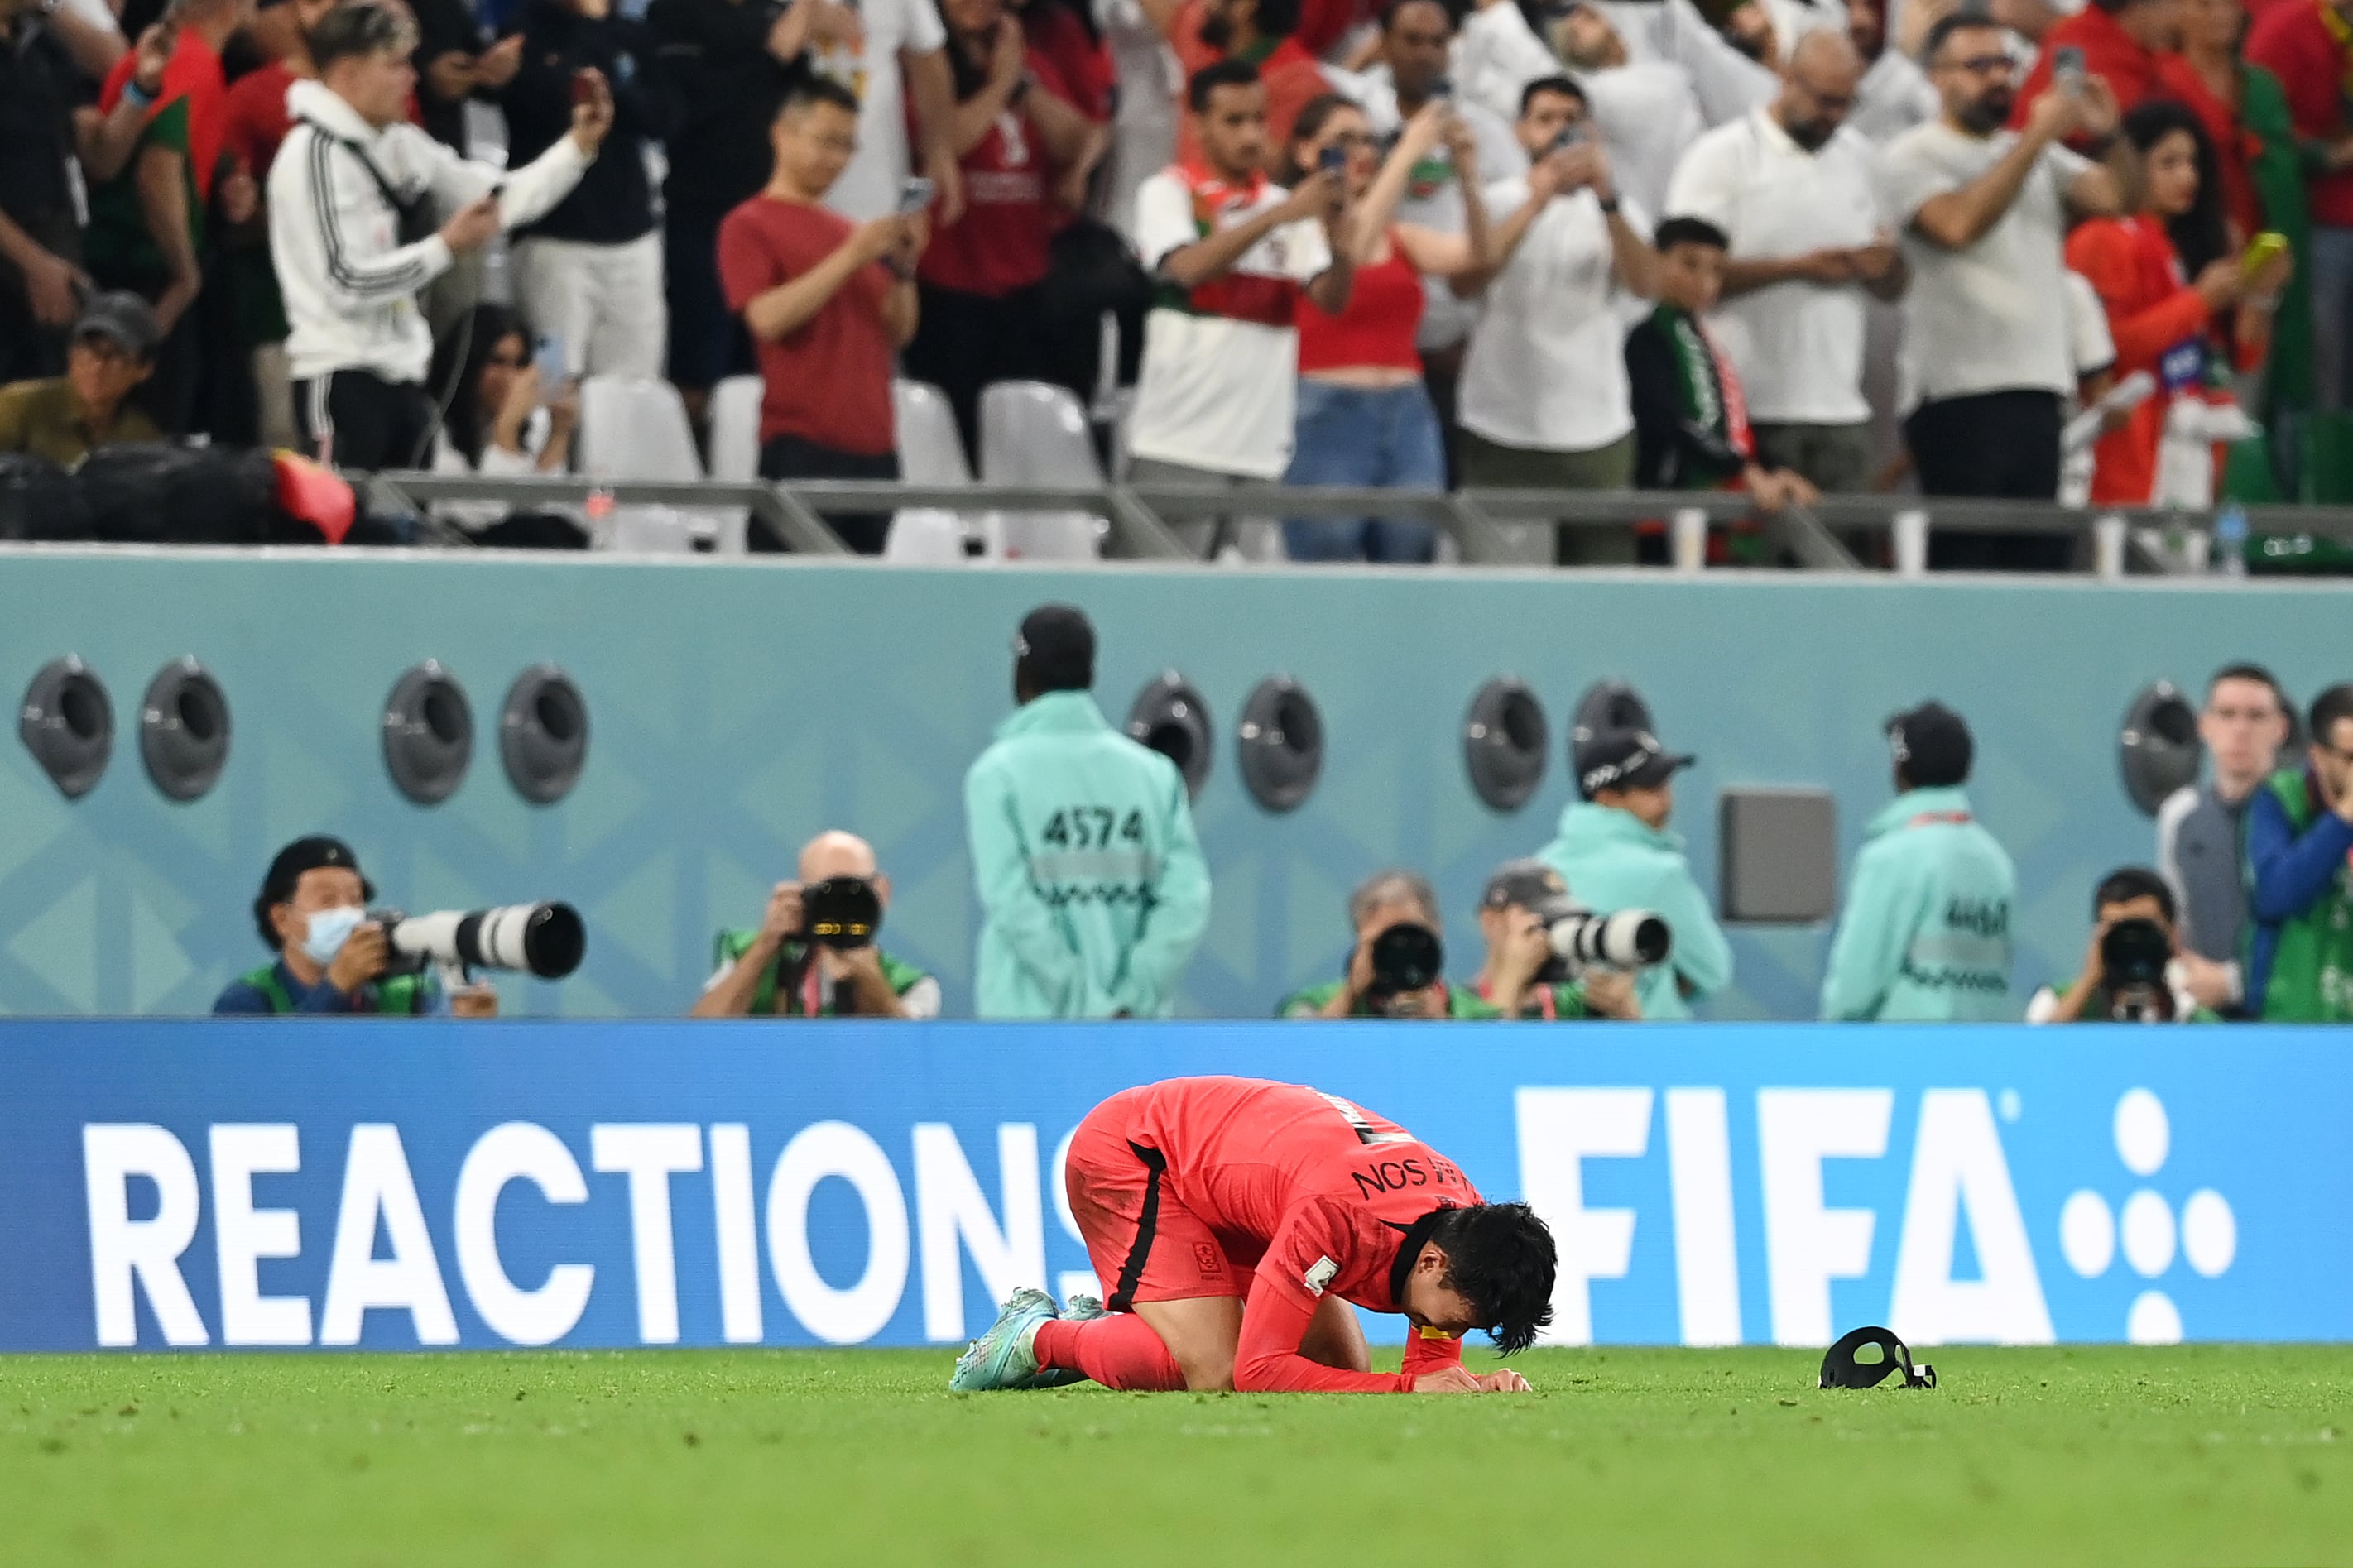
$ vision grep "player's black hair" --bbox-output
[2093,866,2176,925]
[1429,1202,1555,1355]
[1654,215,1731,253]
[2310,683,2353,746]
[1189,57,1262,113]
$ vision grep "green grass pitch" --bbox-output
[3,1345,2347,1565]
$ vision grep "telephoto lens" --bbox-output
[802,876,881,949]
[1545,909,1671,971]
[379,903,588,979]
[1366,923,1444,1004]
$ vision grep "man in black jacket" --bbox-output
[500,0,671,380]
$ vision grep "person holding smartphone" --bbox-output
[2064,101,2292,504]
[718,76,927,553]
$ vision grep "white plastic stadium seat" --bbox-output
[886,380,999,561]
[977,381,1110,561]
[704,375,764,554]
[577,375,731,554]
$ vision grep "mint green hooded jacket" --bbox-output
[1536,802,1735,1020]
[963,690,1212,1019]
[1820,786,2017,1021]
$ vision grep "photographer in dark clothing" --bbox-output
[2026,866,2221,1024]
[691,829,940,1018]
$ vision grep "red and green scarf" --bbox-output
[1153,163,1303,327]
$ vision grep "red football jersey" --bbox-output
[1117,1076,1483,1393]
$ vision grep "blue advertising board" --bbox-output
[2,1021,2344,1355]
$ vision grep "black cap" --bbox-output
[1887,701,1973,787]
[1576,728,1695,799]
[252,836,373,950]
[1014,603,1095,693]
[1481,857,1574,920]
[73,290,161,362]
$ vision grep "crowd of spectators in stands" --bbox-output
[1,0,2341,563]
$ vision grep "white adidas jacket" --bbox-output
[268,78,592,386]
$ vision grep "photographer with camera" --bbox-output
[1472,859,1642,1020]
[1537,728,1732,1021]
[214,836,497,1017]
[1279,870,1498,1019]
[692,830,940,1019]
[1820,701,2017,1021]
[2027,867,2226,1024]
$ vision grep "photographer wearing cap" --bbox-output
[0,293,163,466]
[1536,728,1733,1020]
[1472,859,1640,1021]
[1279,870,1498,1019]
[2027,867,2223,1024]
[965,604,1212,1019]
[692,830,940,1019]
[2245,683,2353,1022]
[1820,701,2016,1021]
[214,835,495,1016]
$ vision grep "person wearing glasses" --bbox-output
[1664,30,1904,497]
[1874,12,2125,568]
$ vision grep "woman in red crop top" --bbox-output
[1280,95,1506,562]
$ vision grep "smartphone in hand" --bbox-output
[533,334,568,387]
[896,176,935,215]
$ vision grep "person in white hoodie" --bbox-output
[267,0,612,470]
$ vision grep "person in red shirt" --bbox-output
[951,1076,1556,1394]
[2067,100,2292,501]
[719,76,927,554]
[2247,0,2353,410]
[904,0,1103,457]
[2010,0,2206,145]
[1171,0,1333,176]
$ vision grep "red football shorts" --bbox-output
[1065,1089,1253,1310]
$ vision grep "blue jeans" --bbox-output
[1280,380,1444,563]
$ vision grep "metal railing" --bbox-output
[357,471,2353,577]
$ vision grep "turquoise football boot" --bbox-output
[950,1287,1060,1392]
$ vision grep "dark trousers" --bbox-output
[758,433,898,554]
[292,368,437,471]
[664,204,753,397]
[1907,389,2072,571]
[900,281,1057,464]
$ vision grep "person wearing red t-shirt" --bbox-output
[951,1076,1556,1394]
[719,77,927,554]
[905,0,1102,456]
[2010,0,2207,146]
[1172,0,1333,177]
[2067,101,2293,501]
[2247,0,2353,410]
[1280,95,1501,561]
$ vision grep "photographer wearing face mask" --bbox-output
[213,836,494,1016]
[2028,866,2224,1024]
[692,830,941,1019]
[1278,870,1499,1019]
[1472,859,1642,1021]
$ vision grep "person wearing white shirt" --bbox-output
[1875,11,2121,566]
[807,0,962,222]
[1844,0,1938,143]
[1457,75,1659,559]
[1665,31,1904,493]
[1126,58,1354,553]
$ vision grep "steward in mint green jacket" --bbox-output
[1821,785,2017,1020]
[964,689,1212,1018]
[1536,803,1734,1020]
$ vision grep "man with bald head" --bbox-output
[691,829,942,1018]
[1663,27,1905,494]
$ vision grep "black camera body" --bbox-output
[802,875,881,950]
[1365,923,1444,1012]
[2101,918,2175,1022]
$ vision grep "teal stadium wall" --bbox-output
[0,552,2341,1020]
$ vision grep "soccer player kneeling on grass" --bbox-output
[952,1076,1555,1394]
